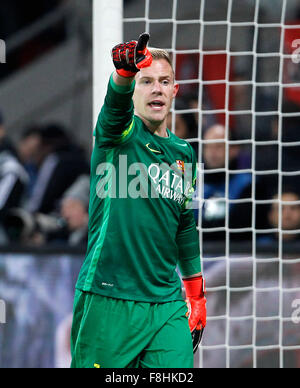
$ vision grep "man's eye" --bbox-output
[162,80,170,85]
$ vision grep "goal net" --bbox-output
[98,0,300,368]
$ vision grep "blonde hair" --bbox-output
[148,48,173,68]
[148,48,175,81]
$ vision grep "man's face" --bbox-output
[203,124,240,169]
[203,125,226,169]
[61,198,88,231]
[18,134,41,163]
[269,193,300,231]
[133,59,179,130]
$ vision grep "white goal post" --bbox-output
[93,0,123,128]
[93,0,300,368]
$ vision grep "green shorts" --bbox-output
[70,290,193,368]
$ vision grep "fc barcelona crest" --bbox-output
[176,160,185,173]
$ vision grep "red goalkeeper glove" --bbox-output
[183,275,207,352]
[112,32,153,78]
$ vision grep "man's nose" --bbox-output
[151,80,162,94]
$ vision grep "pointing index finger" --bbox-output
[136,32,150,52]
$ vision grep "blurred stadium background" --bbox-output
[0,0,300,368]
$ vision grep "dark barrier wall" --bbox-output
[0,252,300,368]
[0,254,83,368]
[200,256,300,368]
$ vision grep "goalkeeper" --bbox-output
[70,33,206,368]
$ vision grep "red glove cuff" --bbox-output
[184,276,207,333]
[116,69,137,78]
[183,276,206,299]
[136,48,153,70]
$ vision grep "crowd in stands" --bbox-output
[0,113,90,247]
[1,7,300,249]
[1,90,300,250]
[168,91,300,249]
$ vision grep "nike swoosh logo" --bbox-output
[174,142,188,147]
[146,143,162,154]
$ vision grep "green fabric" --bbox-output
[75,74,201,303]
[109,74,136,94]
[70,290,193,368]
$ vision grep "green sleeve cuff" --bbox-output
[178,256,202,278]
[109,73,136,94]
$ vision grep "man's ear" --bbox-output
[173,83,179,99]
[268,204,278,228]
[0,125,5,140]
[229,144,240,161]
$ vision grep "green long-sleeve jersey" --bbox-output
[75,75,201,303]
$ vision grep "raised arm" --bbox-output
[94,33,152,146]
